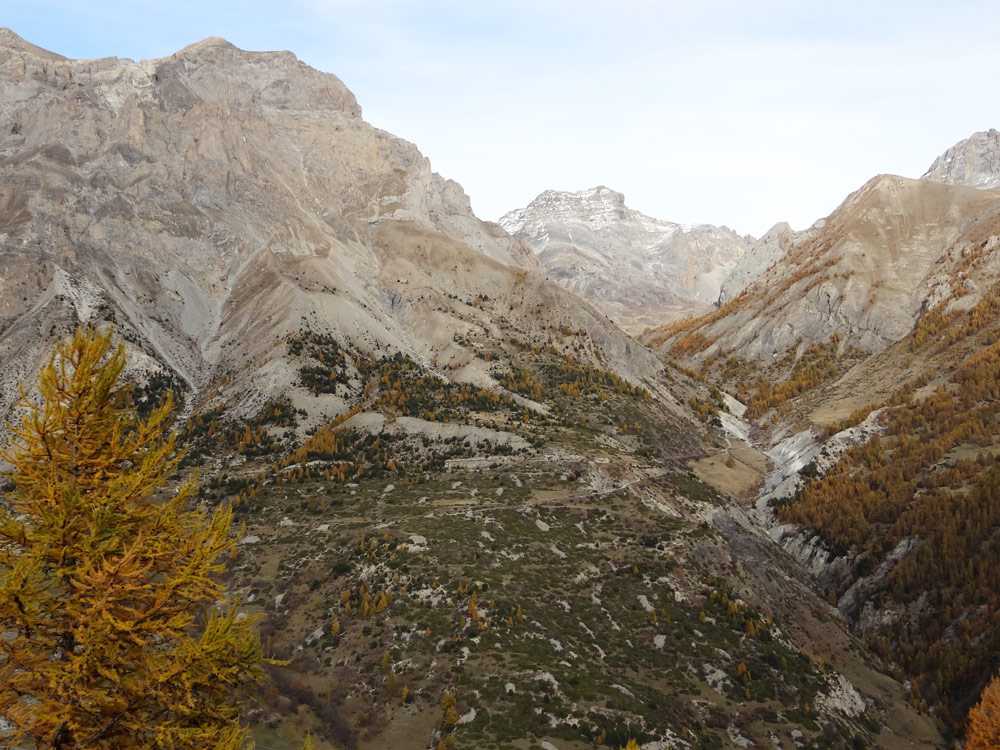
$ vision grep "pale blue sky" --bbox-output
[6,1,1000,235]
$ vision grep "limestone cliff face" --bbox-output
[0,30,668,423]
[922,128,1000,190]
[500,187,752,330]
[717,222,801,304]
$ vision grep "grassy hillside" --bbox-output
[168,330,936,750]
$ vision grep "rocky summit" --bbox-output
[501,187,752,332]
[922,128,1000,190]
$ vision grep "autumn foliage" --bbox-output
[0,328,264,749]
[966,674,1000,750]
[782,335,1000,724]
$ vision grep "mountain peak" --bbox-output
[543,185,625,203]
[536,186,626,208]
[174,37,242,56]
[0,28,68,61]
[0,27,544,403]
[922,128,1000,190]
[500,187,629,237]
[500,186,752,328]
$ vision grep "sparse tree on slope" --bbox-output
[0,327,264,749]
[966,673,1000,750]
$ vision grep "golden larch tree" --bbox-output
[967,673,1000,750]
[0,327,265,749]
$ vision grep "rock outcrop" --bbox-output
[922,128,1000,190]
[717,221,801,304]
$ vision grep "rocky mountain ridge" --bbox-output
[0,28,675,431]
[646,174,1000,362]
[509,128,1000,335]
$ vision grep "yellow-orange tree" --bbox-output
[967,674,1000,750]
[0,328,264,749]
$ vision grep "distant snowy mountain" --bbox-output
[500,187,753,328]
[922,128,1000,190]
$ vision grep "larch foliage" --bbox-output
[0,327,265,749]
[441,690,458,726]
[966,673,1000,750]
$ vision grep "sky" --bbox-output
[6,0,1000,236]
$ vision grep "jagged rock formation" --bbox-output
[922,128,1000,190]
[717,221,801,304]
[0,30,675,424]
[500,187,752,329]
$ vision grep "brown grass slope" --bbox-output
[644,175,1000,369]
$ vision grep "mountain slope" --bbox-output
[717,222,801,304]
[645,134,1000,733]
[0,29,679,426]
[646,175,1000,365]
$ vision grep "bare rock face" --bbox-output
[0,30,666,422]
[500,187,752,329]
[922,128,1000,190]
[717,222,801,304]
